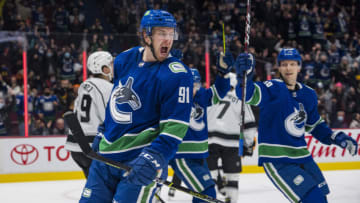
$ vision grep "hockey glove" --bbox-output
[170,49,183,60]
[235,53,255,80]
[126,148,167,186]
[331,131,358,156]
[243,142,255,157]
[216,52,234,76]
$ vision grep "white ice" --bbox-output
[0,170,359,203]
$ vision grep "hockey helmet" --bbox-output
[277,48,302,66]
[87,51,113,80]
[140,9,178,39]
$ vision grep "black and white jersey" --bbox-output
[66,77,113,152]
[207,88,257,148]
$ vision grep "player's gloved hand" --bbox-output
[92,123,105,152]
[170,49,183,60]
[243,142,255,156]
[331,131,358,156]
[235,53,255,80]
[216,51,234,76]
[126,148,167,186]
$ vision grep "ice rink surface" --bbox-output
[1,170,359,203]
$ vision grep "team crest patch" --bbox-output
[82,188,92,198]
[285,103,307,137]
[203,174,210,181]
[293,175,304,186]
[169,62,187,73]
[110,77,142,124]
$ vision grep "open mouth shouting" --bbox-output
[160,46,169,57]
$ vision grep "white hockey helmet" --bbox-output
[87,51,113,80]
[228,72,237,88]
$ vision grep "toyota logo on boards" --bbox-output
[11,144,39,165]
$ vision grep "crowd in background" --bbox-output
[0,0,360,136]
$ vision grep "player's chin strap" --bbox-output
[144,37,159,61]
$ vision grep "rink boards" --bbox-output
[0,129,359,183]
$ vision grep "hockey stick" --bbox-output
[154,192,166,203]
[239,0,251,156]
[63,111,225,203]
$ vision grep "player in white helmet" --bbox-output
[65,51,114,178]
[207,72,257,203]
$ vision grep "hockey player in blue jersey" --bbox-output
[234,48,358,203]
[79,10,193,203]
[169,51,232,203]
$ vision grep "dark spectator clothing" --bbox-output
[0,0,360,135]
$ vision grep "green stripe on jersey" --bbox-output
[99,128,159,152]
[177,159,203,192]
[99,121,188,153]
[177,140,208,153]
[210,86,220,105]
[246,83,261,106]
[264,163,300,202]
[140,182,156,203]
[259,144,310,158]
[305,117,323,132]
[160,120,189,140]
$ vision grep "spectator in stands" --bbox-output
[349,113,360,128]
[15,86,35,136]
[331,110,348,128]
[332,82,346,112]
[52,5,69,32]
[9,76,21,96]
[315,52,332,87]
[0,91,14,136]
[51,117,66,135]
[59,52,75,81]
[36,87,58,130]
[29,117,48,136]
[54,79,75,113]
[1,0,360,135]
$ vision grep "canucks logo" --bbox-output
[285,103,307,137]
[190,103,205,131]
[110,77,142,124]
[169,62,187,73]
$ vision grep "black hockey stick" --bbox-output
[63,111,225,203]
[239,0,252,156]
[154,192,166,203]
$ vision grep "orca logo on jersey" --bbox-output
[190,103,205,131]
[285,103,307,137]
[110,77,142,123]
[114,77,141,110]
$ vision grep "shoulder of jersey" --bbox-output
[81,78,111,92]
[300,83,317,98]
[301,83,314,91]
[114,46,141,63]
[261,79,285,88]
[87,77,112,87]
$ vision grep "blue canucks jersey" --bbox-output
[36,95,58,117]
[237,79,334,165]
[175,76,230,159]
[15,94,34,117]
[99,47,193,162]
